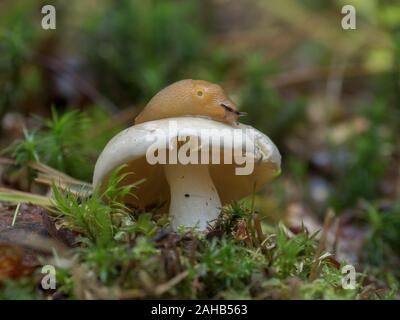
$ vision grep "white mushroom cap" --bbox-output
[93,117,281,230]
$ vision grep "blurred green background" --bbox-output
[0,0,399,281]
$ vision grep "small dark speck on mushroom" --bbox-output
[185,194,190,198]
[181,176,184,179]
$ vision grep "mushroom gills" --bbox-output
[164,163,221,230]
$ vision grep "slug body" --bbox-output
[135,79,245,125]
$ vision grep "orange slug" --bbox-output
[135,79,246,125]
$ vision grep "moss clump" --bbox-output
[0,179,387,300]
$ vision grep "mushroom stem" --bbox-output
[164,164,221,231]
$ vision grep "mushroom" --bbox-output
[93,117,281,231]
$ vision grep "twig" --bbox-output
[0,157,15,166]
[154,270,189,296]
[309,208,335,281]
[0,187,52,207]
[29,161,90,186]
[332,216,341,255]
[247,182,257,247]
[270,66,392,88]
[11,203,21,226]
[253,214,269,257]
[0,158,92,194]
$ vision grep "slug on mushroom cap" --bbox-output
[135,79,247,125]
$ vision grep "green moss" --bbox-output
[0,278,38,300]
[5,108,121,181]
